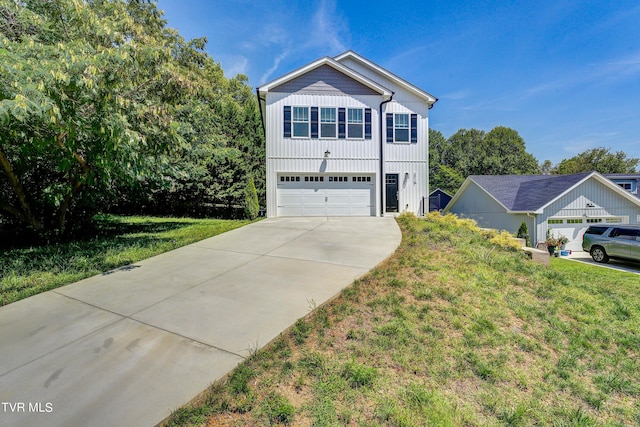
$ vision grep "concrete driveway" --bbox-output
[0,217,400,427]
[564,250,640,275]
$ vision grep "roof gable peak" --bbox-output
[258,55,392,97]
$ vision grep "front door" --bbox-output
[385,174,399,212]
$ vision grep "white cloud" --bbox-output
[259,49,290,85]
[307,0,348,53]
[224,55,249,78]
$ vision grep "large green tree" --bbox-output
[0,0,187,232]
[429,126,539,193]
[0,0,265,232]
[550,147,639,174]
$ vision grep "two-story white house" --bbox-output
[257,51,437,217]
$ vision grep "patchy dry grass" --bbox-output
[167,212,640,426]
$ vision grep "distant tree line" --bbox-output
[0,0,264,236]
[430,128,639,194]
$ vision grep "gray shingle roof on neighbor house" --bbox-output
[470,172,592,211]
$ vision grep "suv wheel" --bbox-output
[590,246,609,263]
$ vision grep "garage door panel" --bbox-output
[553,226,587,251]
[277,175,374,217]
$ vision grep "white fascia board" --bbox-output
[334,50,438,105]
[539,171,640,211]
[257,56,392,97]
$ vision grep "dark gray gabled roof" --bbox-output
[470,172,592,211]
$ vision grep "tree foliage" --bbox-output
[550,147,639,175]
[430,126,539,193]
[0,0,264,233]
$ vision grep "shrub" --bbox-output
[517,221,531,246]
[243,176,260,220]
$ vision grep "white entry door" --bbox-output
[277,174,375,217]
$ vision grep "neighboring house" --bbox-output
[257,51,437,217]
[604,174,640,198]
[428,188,452,211]
[444,171,640,251]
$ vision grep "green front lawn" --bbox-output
[0,215,251,306]
[168,213,639,426]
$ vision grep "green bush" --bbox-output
[517,221,531,247]
[243,176,260,220]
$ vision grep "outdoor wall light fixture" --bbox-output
[324,150,330,158]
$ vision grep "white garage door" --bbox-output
[277,174,375,217]
[547,217,626,251]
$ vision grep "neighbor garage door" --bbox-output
[277,174,375,216]
[547,217,627,251]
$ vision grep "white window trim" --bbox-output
[393,113,410,144]
[292,106,310,138]
[347,108,364,140]
[320,107,337,139]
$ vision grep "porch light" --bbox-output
[324,150,331,158]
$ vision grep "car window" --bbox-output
[585,226,609,235]
[610,228,640,240]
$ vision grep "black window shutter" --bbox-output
[364,108,372,139]
[386,113,394,142]
[283,106,291,138]
[310,107,318,138]
[410,113,417,143]
[338,108,346,139]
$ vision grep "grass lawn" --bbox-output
[168,213,639,426]
[0,215,251,306]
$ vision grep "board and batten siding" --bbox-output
[384,161,429,215]
[543,178,640,220]
[265,92,381,160]
[535,178,640,247]
[265,91,383,217]
[448,181,532,235]
[383,101,429,163]
[263,56,432,218]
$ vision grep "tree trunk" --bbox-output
[0,145,42,229]
[55,132,91,234]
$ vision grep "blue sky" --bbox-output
[156,0,640,165]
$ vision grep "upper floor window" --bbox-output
[292,107,309,137]
[394,114,409,142]
[347,108,363,138]
[320,108,336,138]
[284,105,371,140]
[386,112,418,143]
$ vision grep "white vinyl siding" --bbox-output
[292,107,309,137]
[263,77,431,218]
